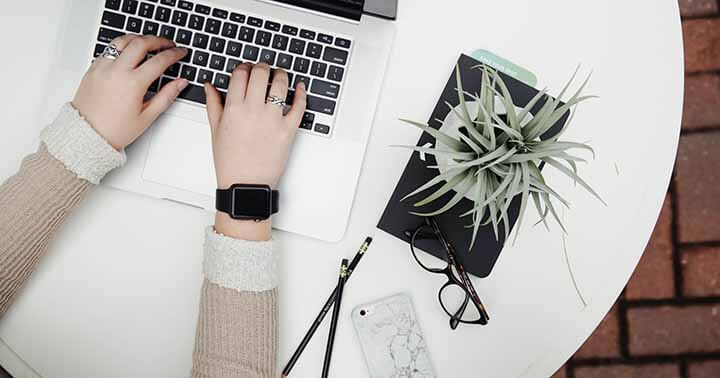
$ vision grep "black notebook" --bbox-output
[378,54,569,278]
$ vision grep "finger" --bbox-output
[204,83,224,136]
[95,34,140,67]
[117,35,176,70]
[267,69,290,113]
[226,63,252,106]
[141,78,189,124]
[284,81,307,128]
[136,47,188,86]
[246,63,272,106]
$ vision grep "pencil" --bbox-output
[321,259,348,378]
[282,237,372,377]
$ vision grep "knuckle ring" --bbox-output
[266,95,290,115]
[101,43,123,60]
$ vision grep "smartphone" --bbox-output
[351,293,437,378]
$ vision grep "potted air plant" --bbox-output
[397,64,604,249]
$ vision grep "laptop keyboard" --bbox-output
[95,0,354,137]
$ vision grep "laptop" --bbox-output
[43,0,396,242]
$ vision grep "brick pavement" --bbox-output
[554,1,720,377]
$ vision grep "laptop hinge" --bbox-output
[270,0,364,21]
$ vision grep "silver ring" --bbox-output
[101,44,122,60]
[266,95,290,114]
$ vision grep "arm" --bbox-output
[191,64,307,377]
[0,35,189,317]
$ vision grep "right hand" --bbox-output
[205,63,307,190]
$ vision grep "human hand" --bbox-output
[205,63,307,240]
[205,63,307,190]
[72,35,189,150]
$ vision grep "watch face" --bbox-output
[232,187,271,219]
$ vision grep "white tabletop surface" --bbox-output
[0,1,684,377]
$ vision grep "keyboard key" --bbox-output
[255,30,271,46]
[209,37,225,52]
[160,0,176,5]
[189,14,204,31]
[192,33,209,49]
[213,9,228,19]
[230,12,245,23]
[287,72,294,87]
[272,34,288,50]
[327,65,344,82]
[178,83,206,104]
[221,22,238,38]
[159,77,174,91]
[165,62,180,77]
[160,25,176,40]
[277,53,293,69]
[94,43,106,58]
[303,112,315,123]
[102,11,126,29]
[139,3,154,18]
[176,29,192,45]
[149,78,159,92]
[282,25,298,36]
[98,27,124,43]
[293,57,310,73]
[247,17,263,27]
[317,33,333,44]
[126,17,142,33]
[310,61,327,78]
[198,69,213,84]
[205,19,221,34]
[155,6,171,22]
[210,55,226,70]
[294,75,311,89]
[311,79,339,98]
[143,21,159,35]
[300,29,315,40]
[335,37,351,49]
[289,38,305,54]
[180,65,197,81]
[322,47,348,65]
[171,10,188,27]
[226,58,242,73]
[300,118,313,130]
[180,48,192,62]
[243,45,259,61]
[106,0,121,11]
[121,0,138,14]
[214,73,230,89]
[314,124,330,134]
[226,41,242,57]
[238,26,255,42]
[307,95,336,115]
[193,50,209,66]
[259,49,276,65]
[178,0,193,10]
[195,4,211,15]
[306,42,322,59]
[264,21,280,32]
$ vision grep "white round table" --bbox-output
[0,1,683,377]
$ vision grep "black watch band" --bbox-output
[216,184,279,221]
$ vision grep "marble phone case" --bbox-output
[351,294,437,378]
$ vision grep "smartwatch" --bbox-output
[216,184,279,221]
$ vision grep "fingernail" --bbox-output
[177,79,189,91]
[298,82,306,91]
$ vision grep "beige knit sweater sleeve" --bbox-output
[0,104,279,377]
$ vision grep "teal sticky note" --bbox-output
[470,49,538,87]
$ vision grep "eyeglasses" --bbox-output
[404,217,490,330]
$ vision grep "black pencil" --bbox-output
[282,237,372,377]
[321,259,348,378]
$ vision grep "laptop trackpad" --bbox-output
[142,115,216,197]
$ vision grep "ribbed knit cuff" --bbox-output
[40,103,127,184]
[203,227,278,292]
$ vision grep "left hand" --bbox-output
[72,35,189,150]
